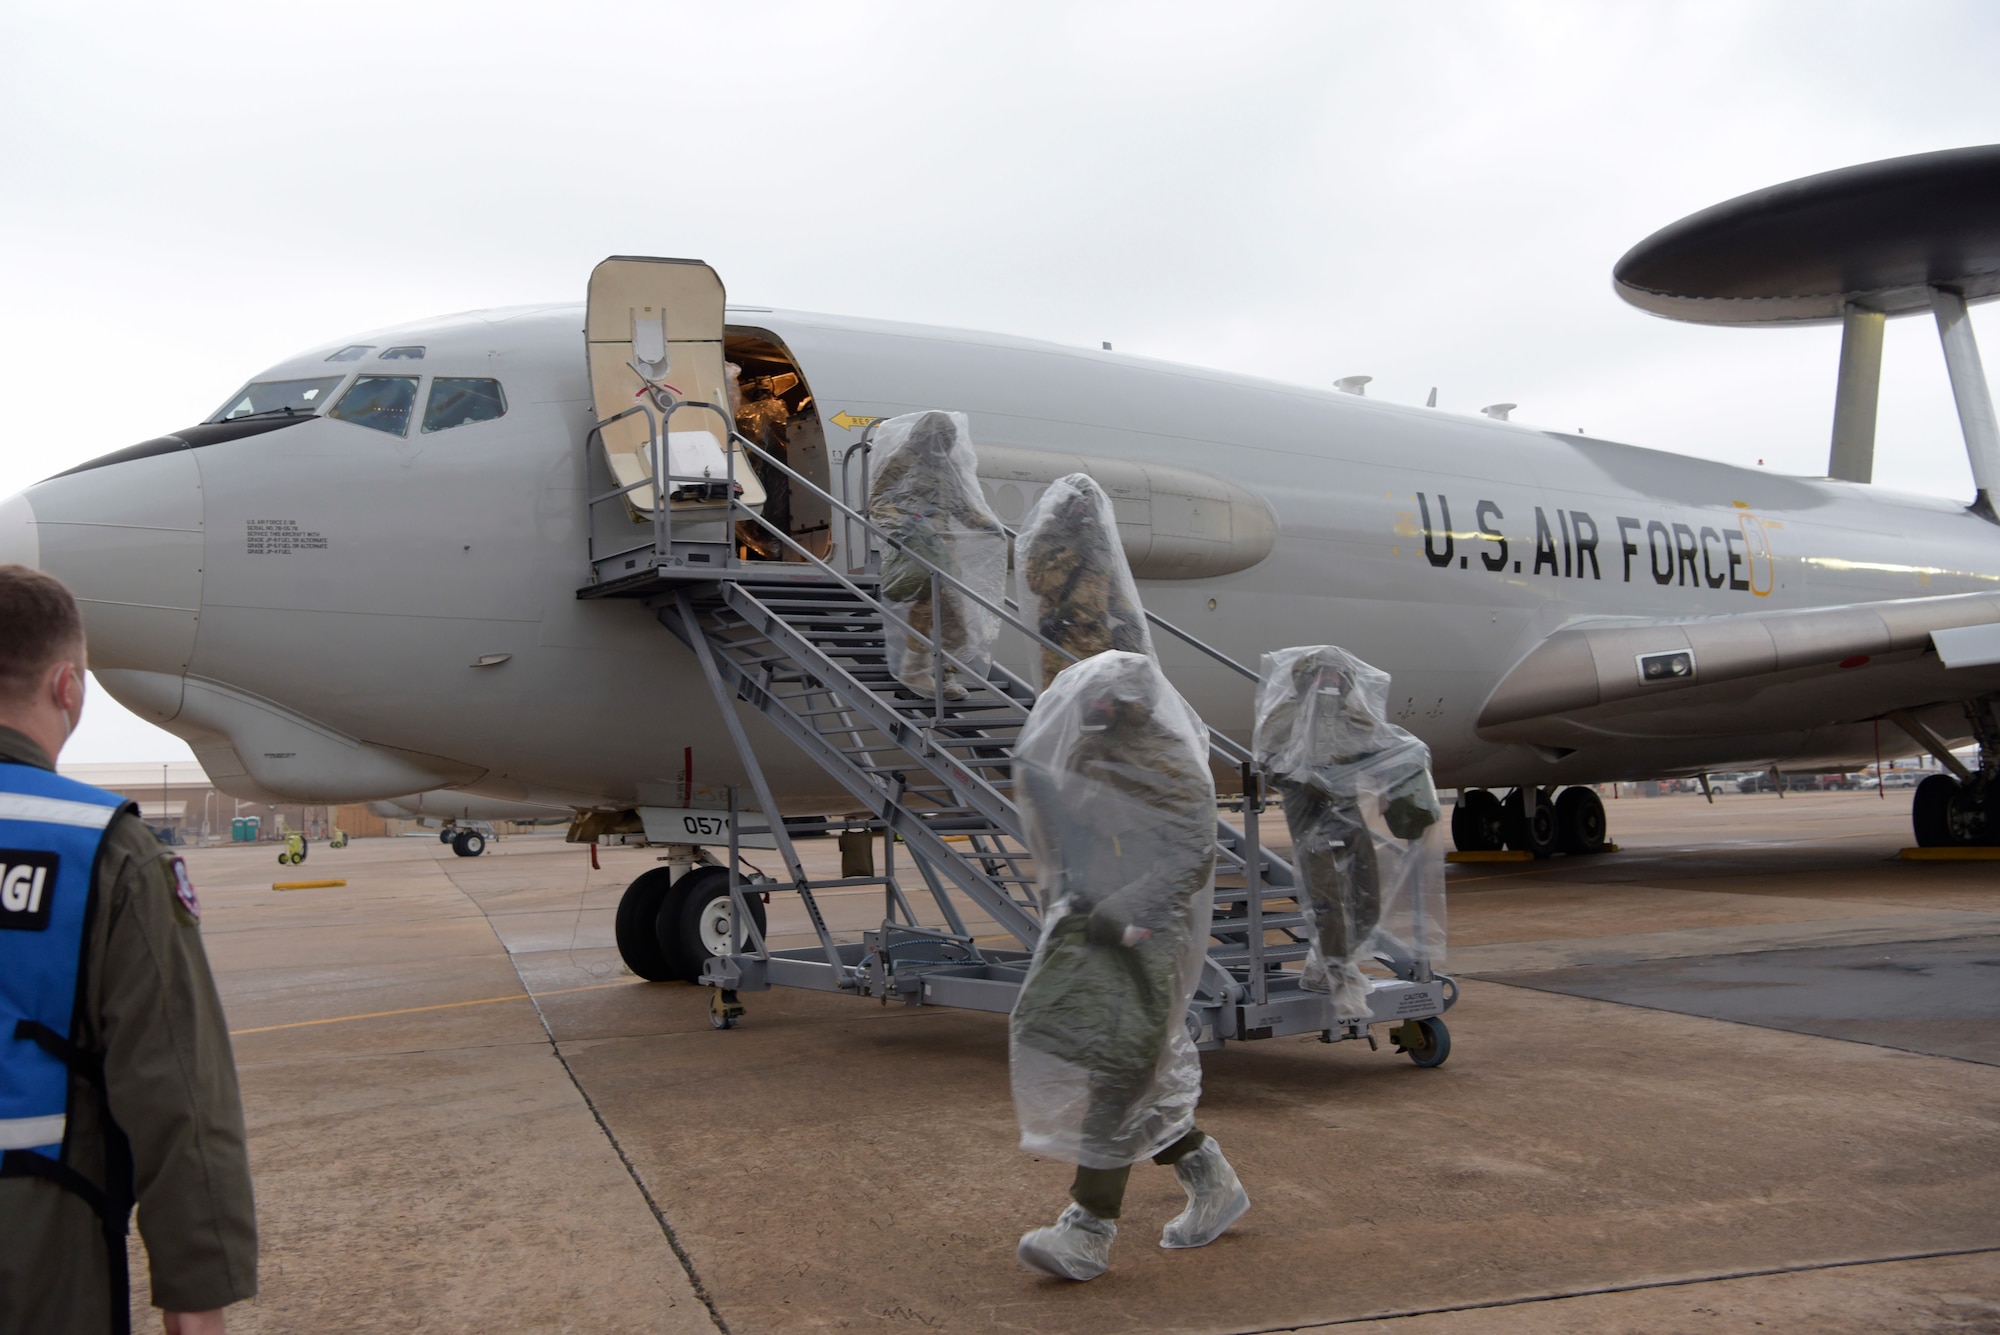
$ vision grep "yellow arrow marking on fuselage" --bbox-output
[830,410,882,432]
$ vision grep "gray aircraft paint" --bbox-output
[9,300,1999,812]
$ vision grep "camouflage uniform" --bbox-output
[1011,653,1215,1172]
[1255,648,1440,1014]
[866,411,1003,691]
[1017,477,1150,689]
[734,391,793,558]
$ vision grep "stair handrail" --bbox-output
[836,422,883,575]
[723,432,1295,1005]
[728,433,1087,693]
[727,430,1261,770]
[720,493,1036,739]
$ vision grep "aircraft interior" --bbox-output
[725,328,833,561]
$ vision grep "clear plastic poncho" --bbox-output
[1010,650,1217,1169]
[1015,474,1155,690]
[1252,646,1447,1020]
[865,411,1007,693]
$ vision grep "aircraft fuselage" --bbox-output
[9,303,1996,813]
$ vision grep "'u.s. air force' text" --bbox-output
[1413,494,1774,594]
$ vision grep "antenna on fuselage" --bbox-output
[1481,403,1516,421]
[1613,145,2000,520]
[1334,376,1372,396]
[1425,387,1438,408]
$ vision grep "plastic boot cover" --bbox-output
[1018,1203,1117,1281]
[1160,1138,1250,1249]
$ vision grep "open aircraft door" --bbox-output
[585,256,764,524]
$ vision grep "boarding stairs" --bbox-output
[579,402,1452,1048]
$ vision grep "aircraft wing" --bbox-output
[1477,590,2000,747]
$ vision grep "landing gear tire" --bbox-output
[659,866,768,983]
[1915,775,1997,846]
[1555,786,1608,855]
[1393,1018,1450,1068]
[1913,775,1958,846]
[1502,788,1559,858]
[439,829,454,844]
[1451,789,1507,852]
[614,868,682,982]
[451,830,486,857]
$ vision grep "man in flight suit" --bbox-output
[0,565,257,1335]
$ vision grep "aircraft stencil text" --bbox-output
[1414,494,1771,594]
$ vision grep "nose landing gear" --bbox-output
[613,864,770,982]
[438,822,492,856]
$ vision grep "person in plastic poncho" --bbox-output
[1017,475,1152,690]
[1253,646,1443,1020]
[1010,651,1249,1281]
[865,411,1005,701]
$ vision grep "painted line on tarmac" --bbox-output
[1254,1243,2000,1331]
[229,981,634,1035]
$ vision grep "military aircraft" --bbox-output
[4,148,1998,968]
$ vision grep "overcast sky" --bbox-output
[4,0,1998,763]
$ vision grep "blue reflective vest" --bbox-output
[0,762,140,1335]
[0,761,126,1160]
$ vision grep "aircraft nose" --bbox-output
[20,447,204,680]
[0,489,37,569]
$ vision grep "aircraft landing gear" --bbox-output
[1555,786,1608,855]
[450,829,487,857]
[1452,786,1610,857]
[1909,697,2000,847]
[613,864,769,983]
[1502,787,1559,858]
[1450,789,1507,851]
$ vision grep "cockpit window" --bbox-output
[379,346,426,361]
[422,378,507,433]
[207,376,345,423]
[328,376,420,435]
[325,345,375,362]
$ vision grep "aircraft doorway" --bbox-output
[727,327,833,562]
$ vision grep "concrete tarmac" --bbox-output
[139,792,2000,1332]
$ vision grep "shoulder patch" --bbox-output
[165,855,200,923]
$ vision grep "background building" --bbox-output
[56,761,390,846]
